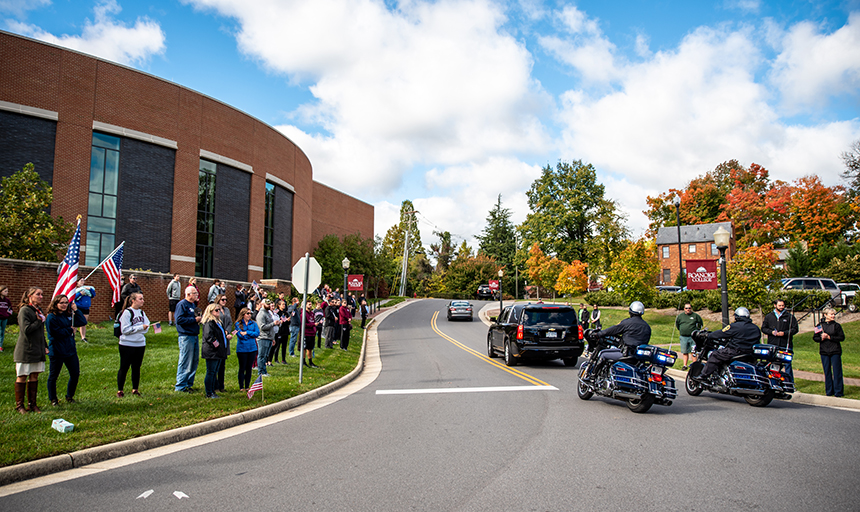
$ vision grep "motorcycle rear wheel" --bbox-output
[627,394,655,413]
[744,390,775,407]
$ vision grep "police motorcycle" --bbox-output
[577,329,678,413]
[685,329,795,407]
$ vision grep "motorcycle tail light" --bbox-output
[578,325,583,340]
[649,367,663,383]
[517,324,524,340]
[769,370,783,380]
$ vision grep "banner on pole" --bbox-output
[686,259,718,290]
[347,274,364,291]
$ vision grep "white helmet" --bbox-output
[734,307,750,321]
[629,301,645,316]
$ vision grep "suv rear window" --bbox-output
[822,280,838,290]
[522,309,577,326]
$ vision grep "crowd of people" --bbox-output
[6,276,371,411]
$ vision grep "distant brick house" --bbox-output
[655,222,735,285]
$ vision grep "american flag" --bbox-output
[52,218,81,300]
[247,375,263,399]
[103,243,124,306]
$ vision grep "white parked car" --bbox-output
[838,283,860,312]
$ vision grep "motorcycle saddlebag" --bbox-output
[611,362,643,390]
[728,361,765,388]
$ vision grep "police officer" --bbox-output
[694,307,761,382]
[594,301,652,354]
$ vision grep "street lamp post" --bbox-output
[498,268,504,317]
[713,226,731,327]
[342,257,350,302]
[675,199,683,286]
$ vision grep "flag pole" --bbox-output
[83,241,125,281]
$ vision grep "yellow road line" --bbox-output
[430,311,552,387]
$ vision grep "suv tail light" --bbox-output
[517,324,524,340]
[578,325,583,340]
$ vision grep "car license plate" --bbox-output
[545,331,557,338]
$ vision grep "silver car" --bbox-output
[781,277,842,305]
[446,300,474,321]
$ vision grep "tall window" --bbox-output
[86,133,120,266]
[263,183,275,278]
[196,160,217,277]
[662,246,669,259]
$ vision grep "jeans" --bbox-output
[821,353,844,397]
[0,317,7,348]
[175,335,200,391]
[47,353,80,401]
[288,326,300,356]
[204,359,221,396]
[237,351,256,388]
[257,339,272,374]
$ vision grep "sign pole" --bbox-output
[298,252,310,383]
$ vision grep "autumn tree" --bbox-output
[556,260,589,296]
[429,230,455,273]
[525,243,567,296]
[0,163,75,262]
[783,175,853,251]
[727,244,780,310]
[604,239,660,305]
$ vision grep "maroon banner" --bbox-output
[488,280,499,292]
[686,259,718,290]
[347,274,364,291]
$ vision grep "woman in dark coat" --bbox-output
[201,303,228,399]
[14,287,47,414]
[813,307,846,397]
[45,294,87,405]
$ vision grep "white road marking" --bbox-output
[136,489,154,499]
[376,385,558,395]
[173,491,189,499]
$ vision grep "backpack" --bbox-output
[113,309,130,337]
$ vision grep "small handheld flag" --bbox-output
[247,375,263,399]
[53,217,81,300]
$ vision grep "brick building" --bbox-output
[0,31,373,287]
[655,222,734,285]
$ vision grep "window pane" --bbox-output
[104,150,119,195]
[101,234,115,260]
[88,193,103,217]
[87,216,116,233]
[85,234,100,267]
[689,244,696,253]
[102,195,117,219]
[93,132,120,150]
[90,148,105,193]
[199,160,216,174]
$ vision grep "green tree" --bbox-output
[604,239,660,305]
[727,244,780,310]
[430,230,455,273]
[519,160,613,263]
[443,253,499,296]
[381,201,422,293]
[0,163,74,261]
[822,254,860,283]
[477,194,516,269]
[455,240,473,261]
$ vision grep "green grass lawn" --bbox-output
[0,320,364,467]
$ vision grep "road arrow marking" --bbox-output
[173,491,189,499]
[136,490,154,499]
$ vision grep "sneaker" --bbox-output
[261,373,271,377]
[51,399,60,406]
[207,393,220,399]
[309,363,320,369]
[131,390,141,396]
[682,365,689,371]
[117,390,124,398]
[81,338,88,343]
[66,397,76,403]
[0,347,4,352]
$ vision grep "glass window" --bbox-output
[196,160,217,277]
[263,183,275,279]
[711,243,718,255]
[663,269,671,283]
[688,244,697,253]
[662,246,669,258]
[86,133,120,266]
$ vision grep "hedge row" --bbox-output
[583,289,835,313]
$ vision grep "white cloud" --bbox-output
[6,0,165,66]
[537,5,621,84]
[189,0,553,197]
[768,12,860,112]
[0,0,50,17]
[552,11,860,235]
[723,0,761,14]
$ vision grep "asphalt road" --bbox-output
[2,299,859,511]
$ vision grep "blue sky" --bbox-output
[3,0,860,251]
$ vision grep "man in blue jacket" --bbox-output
[175,286,202,392]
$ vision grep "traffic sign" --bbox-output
[488,280,499,291]
[292,256,322,294]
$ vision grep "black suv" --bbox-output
[487,304,584,367]
[476,284,494,300]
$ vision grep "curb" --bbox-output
[0,300,410,487]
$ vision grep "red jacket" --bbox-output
[339,305,352,325]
